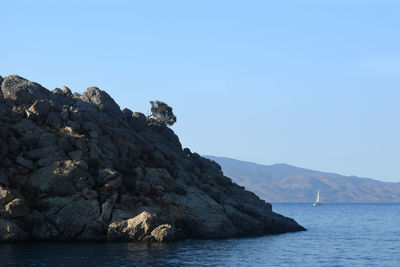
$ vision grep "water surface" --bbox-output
[1,203,399,266]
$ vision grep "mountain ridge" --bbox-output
[205,155,400,203]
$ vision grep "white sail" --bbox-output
[313,189,320,206]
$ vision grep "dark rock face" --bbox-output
[1,75,50,105]
[80,87,121,115]
[0,74,305,242]
[0,75,3,100]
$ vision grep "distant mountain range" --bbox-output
[205,156,400,203]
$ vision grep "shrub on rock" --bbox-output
[148,100,176,126]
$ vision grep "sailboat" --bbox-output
[313,189,321,206]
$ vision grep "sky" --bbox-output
[1,0,400,182]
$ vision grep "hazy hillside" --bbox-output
[205,156,400,203]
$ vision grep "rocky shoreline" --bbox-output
[0,74,305,242]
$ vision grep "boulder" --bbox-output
[80,87,121,115]
[1,75,50,104]
[133,112,147,122]
[144,168,175,193]
[0,186,20,206]
[62,86,72,95]
[52,88,63,94]
[98,195,116,224]
[151,224,176,242]
[55,200,100,240]
[26,146,68,167]
[122,108,133,118]
[0,219,28,241]
[107,211,157,241]
[35,196,77,217]
[30,160,93,196]
[5,198,29,218]
[131,112,147,131]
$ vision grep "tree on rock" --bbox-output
[149,100,177,126]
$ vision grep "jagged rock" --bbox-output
[27,100,53,118]
[80,87,121,114]
[62,86,72,95]
[107,211,157,241]
[0,219,28,241]
[1,75,50,104]
[5,198,29,218]
[52,88,63,94]
[0,186,20,206]
[131,112,147,131]
[98,168,119,182]
[0,75,305,243]
[122,108,133,118]
[151,224,176,242]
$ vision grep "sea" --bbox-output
[1,203,399,266]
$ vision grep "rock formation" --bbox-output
[0,74,305,242]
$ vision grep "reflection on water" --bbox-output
[1,203,399,266]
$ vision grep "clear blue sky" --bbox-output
[1,0,400,182]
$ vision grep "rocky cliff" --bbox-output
[0,75,305,242]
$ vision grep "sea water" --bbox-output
[1,203,399,266]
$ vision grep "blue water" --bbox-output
[1,203,399,266]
